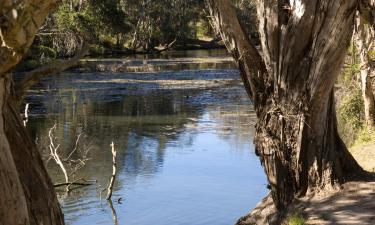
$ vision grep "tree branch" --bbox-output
[205,0,268,106]
[15,40,89,104]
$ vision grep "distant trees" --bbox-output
[29,0,214,56]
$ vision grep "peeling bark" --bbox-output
[207,0,366,209]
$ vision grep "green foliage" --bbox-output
[336,40,375,147]
[340,44,361,84]
[368,50,375,61]
[235,0,259,43]
[89,44,106,56]
[88,0,130,36]
[286,213,305,225]
[352,127,375,148]
[29,45,57,59]
[27,0,226,56]
[338,88,364,131]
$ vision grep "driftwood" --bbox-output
[106,142,117,200]
[154,39,177,53]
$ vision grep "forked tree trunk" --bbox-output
[355,16,375,128]
[0,1,65,224]
[207,0,368,209]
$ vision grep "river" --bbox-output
[25,49,268,225]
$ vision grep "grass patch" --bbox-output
[286,213,306,225]
[352,128,375,148]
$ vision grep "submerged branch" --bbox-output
[54,182,93,188]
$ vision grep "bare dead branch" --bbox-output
[154,38,177,53]
[64,132,83,161]
[48,124,69,187]
[106,142,117,200]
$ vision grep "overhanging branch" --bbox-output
[15,40,89,104]
[205,0,268,106]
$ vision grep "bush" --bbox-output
[338,88,364,130]
[28,45,57,59]
[286,213,305,225]
[337,85,365,146]
[352,127,375,148]
[89,44,106,56]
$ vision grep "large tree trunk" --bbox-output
[355,16,375,128]
[0,1,65,224]
[207,0,367,209]
[0,75,65,225]
[0,76,30,225]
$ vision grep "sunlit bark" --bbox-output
[207,0,367,209]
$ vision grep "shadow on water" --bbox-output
[25,49,267,225]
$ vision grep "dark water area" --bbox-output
[25,49,268,225]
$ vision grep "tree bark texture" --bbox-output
[0,1,65,224]
[207,0,367,209]
[0,76,30,225]
[355,16,375,128]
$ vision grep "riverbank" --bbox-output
[15,46,229,73]
[236,142,375,225]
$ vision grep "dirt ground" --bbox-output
[350,143,375,172]
[236,143,375,225]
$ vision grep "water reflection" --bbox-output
[26,49,267,225]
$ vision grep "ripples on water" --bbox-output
[26,49,268,225]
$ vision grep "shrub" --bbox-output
[28,45,57,59]
[286,213,305,225]
[89,44,106,56]
[338,88,364,131]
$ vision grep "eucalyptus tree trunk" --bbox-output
[207,0,371,209]
[0,1,64,224]
[355,16,375,129]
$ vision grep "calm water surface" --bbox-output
[26,49,268,225]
